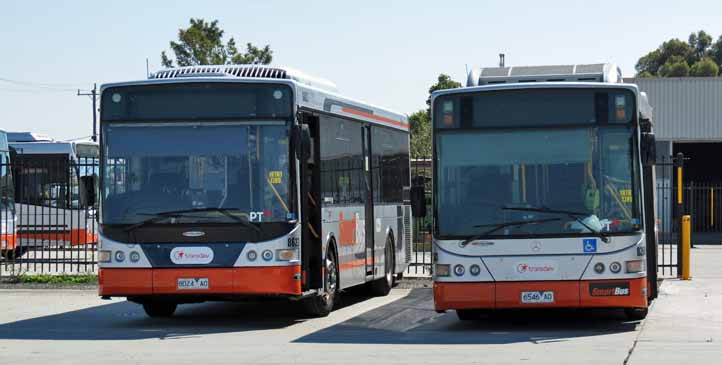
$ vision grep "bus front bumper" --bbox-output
[99,266,302,297]
[434,278,647,311]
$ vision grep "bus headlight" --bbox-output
[469,264,481,276]
[435,264,450,277]
[246,250,258,261]
[261,250,273,261]
[453,264,465,276]
[114,251,126,262]
[99,250,112,263]
[609,261,622,273]
[129,251,141,263]
[626,260,644,273]
[594,262,605,274]
[276,249,296,261]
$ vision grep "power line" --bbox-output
[0,77,88,91]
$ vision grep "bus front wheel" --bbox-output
[624,307,648,321]
[142,301,178,318]
[302,246,338,317]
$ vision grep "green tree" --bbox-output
[711,35,722,68]
[410,74,462,158]
[161,18,272,67]
[688,30,713,63]
[690,58,720,76]
[658,55,690,77]
[425,74,463,112]
[409,110,431,158]
[635,31,722,77]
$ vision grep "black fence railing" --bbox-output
[655,154,685,278]
[407,159,432,276]
[0,157,98,277]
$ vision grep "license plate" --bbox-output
[521,291,554,304]
[177,278,209,290]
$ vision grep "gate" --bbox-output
[655,154,685,278]
[407,159,432,276]
[684,182,722,244]
[1,157,99,277]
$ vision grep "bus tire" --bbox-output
[624,307,648,321]
[302,246,338,317]
[142,301,178,318]
[456,309,480,321]
[369,237,395,296]
[1,247,27,260]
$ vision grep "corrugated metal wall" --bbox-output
[625,77,722,142]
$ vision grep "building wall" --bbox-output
[625,77,722,142]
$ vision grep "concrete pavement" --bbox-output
[0,287,643,364]
[627,245,722,364]
[3,247,722,365]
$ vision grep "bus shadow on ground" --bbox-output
[294,288,640,345]
[0,292,373,341]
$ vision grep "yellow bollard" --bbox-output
[681,215,691,280]
[677,167,683,205]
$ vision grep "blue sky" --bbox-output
[1,0,721,140]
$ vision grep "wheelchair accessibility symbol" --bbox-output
[583,239,597,253]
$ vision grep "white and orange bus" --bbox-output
[430,64,658,320]
[0,130,17,258]
[98,65,415,317]
[8,134,98,250]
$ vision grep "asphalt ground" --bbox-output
[0,282,645,365]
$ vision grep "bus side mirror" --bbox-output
[642,132,656,167]
[79,176,97,207]
[292,124,312,162]
[411,185,426,218]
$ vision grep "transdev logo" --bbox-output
[170,247,214,265]
[516,263,556,274]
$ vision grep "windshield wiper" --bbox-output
[460,217,561,247]
[126,208,261,233]
[502,205,610,242]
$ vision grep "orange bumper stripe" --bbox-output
[434,278,648,311]
[99,266,302,296]
[1,233,17,250]
[18,229,97,245]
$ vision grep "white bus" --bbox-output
[8,133,98,250]
[0,130,17,258]
[98,65,415,317]
[430,64,658,321]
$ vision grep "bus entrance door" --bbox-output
[362,125,375,278]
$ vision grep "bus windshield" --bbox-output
[435,126,641,238]
[102,122,292,225]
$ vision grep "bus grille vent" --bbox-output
[151,65,288,80]
[404,206,412,264]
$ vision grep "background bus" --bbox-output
[0,130,17,258]
[8,133,98,251]
[429,64,658,321]
[98,65,414,317]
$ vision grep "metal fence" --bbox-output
[655,154,684,278]
[406,159,432,276]
[682,182,722,244]
[1,155,687,279]
[1,157,98,277]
